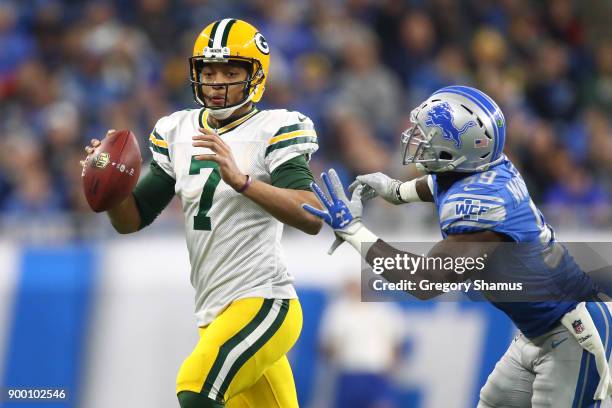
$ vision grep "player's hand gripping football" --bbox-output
[302,169,366,254]
[348,172,403,205]
[79,129,115,174]
[192,128,248,191]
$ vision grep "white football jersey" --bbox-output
[148,107,318,326]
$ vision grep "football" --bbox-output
[82,130,142,212]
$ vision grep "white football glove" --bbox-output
[348,172,403,205]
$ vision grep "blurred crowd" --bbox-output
[1,0,611,236]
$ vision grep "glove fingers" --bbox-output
[356,173,378,186]
[321,171,340,203]
[351,184,365,204]
[361,185,378,201]
[310,181,333,208]
[328,168,349,202]
[302,203,331,224]
[355,174,370,183]
[348,179,361,193]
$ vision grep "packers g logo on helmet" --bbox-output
[254,33,269,55]
[189,19,270,117]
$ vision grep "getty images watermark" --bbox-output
[361,241,612,302]
[369,252,523,293]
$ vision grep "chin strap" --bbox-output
[207,95,253,120]
[207,81,260,120]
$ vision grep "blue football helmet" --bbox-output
[401,85,506,173]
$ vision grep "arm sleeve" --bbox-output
[132,160,176,229]
[270,154,314,191]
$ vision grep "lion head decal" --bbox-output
[425,102,477,149]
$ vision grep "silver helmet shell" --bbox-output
[402,85,506,173]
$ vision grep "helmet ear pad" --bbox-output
[232,59,267,102]
[439,151,453,160]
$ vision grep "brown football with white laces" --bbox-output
[82,130,142,212]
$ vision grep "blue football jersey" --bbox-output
[432,156,599,338]
[433,156,552,243]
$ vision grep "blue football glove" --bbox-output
[303,168,365,254]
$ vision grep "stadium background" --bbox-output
[0,0,611,407]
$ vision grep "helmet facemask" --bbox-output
[189,57,264,119]
[401,108,467,173]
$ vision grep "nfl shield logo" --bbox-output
[94,152,110,169]
[572,319,584,334]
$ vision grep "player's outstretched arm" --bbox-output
[242,183,323,235]
[348,173,434,204]
[192,128,322,235]
[303,169,505,299]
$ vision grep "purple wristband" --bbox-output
[237,175,252,193]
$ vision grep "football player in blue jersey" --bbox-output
[303,86,612,407]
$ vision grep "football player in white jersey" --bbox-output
[82,19,322,408]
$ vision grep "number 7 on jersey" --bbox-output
[189,156,221,231]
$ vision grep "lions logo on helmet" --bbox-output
[189,19,270,119]
[402,85,506,173]
[424,102,477,149]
